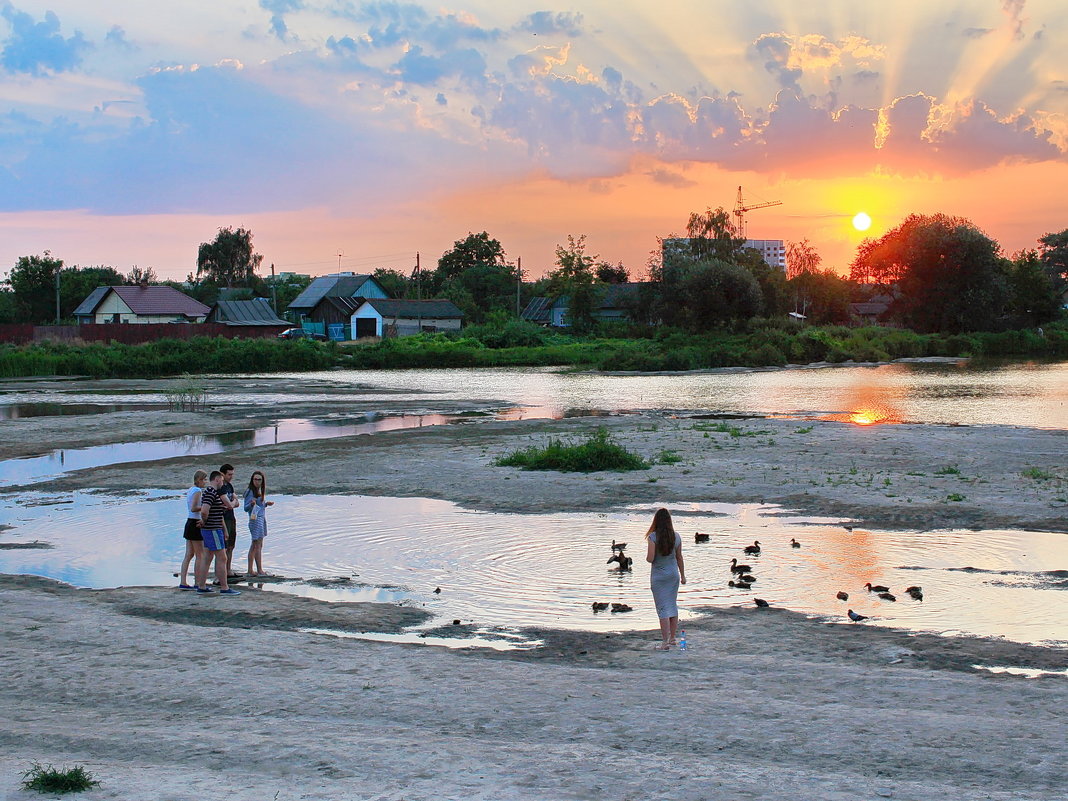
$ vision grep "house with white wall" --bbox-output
[73,286,210,324]
[350,299,463,338]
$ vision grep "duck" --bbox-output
[743,540,762,555]
[729,580,753,589]
[905,586,924,601]
[847,609,868,622]
[591,602,609,612]
[607,553,633,571]
[611,539,627,552]
[836,591,849,601]
[753,598,770,608]
[790,538,801,548]
[729,559,752,574]
[738,574,757,583]
[864,583,890,593]
[610,603,633,613]
[877,592,897,602]
[694,532,710,543]
[433,587,441,594]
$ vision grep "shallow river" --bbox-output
[0,360,1066,649]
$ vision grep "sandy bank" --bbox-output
[2,575,1065,801]
[7,399,1065,531]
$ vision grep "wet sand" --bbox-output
[1,377,1067,799]
[1,575,1065,800]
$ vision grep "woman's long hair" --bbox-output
[646,508,676,557]
[247,470,266,501]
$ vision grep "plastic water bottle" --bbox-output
[678,630,687,651]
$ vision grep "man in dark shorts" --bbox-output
[219,463,240,578]
[195,470,240,596]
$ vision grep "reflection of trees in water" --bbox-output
[215,430,256,447]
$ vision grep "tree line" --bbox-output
[3,215,1066,333]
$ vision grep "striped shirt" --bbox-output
[200,485,226,530]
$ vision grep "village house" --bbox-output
[351,298,464,338]
[285,273,390,321]
[207,298,290,333]
[73,285,210,324]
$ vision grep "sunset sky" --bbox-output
[0,1,1065,281]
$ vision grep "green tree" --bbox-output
[786,239,822,278]
[1005,250,1062,327]
[5,252,64,323]
[850,213,1007,333]
[737,247,789,317]
[685,207,746,262]
[434,232,508,291]
[1037,229,1068,284]
[0,288,16,324]
[196,227,263,288]
[787,269,853,324]
[442,262,519,323]
[125,265,158,285]
[372,268,411,299]
[673,259,763,330]
[547,235,600,332]
[60,265,126,319]
[596,261,629,284]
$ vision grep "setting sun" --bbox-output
[852,212,872,232]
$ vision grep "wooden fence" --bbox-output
[0,323,288,345]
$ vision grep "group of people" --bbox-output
[177,462,274,595]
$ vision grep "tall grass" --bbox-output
[0,337,336,378]
[495,427,650,472]
[2,321,1064,377]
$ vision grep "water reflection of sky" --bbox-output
[0,414,494,487]
[4,361,1063,428]
[2,491,1066,646]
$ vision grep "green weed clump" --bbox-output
[21,763,100,794]
[1021,467,1054,480]
[494,427,650,472]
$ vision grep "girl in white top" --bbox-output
[178,470,208,589]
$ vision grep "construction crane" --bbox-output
[732,185,781,239]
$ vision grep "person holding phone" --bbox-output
[243,470,274,577]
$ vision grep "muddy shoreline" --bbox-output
[1,376,1064,532]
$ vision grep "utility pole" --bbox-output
[54,265,61,324]
[515,256,522,318]
[337,252,343,274]
[414,252,422,332]
[270,262,278,315]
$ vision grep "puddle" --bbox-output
[973,665,1068,678]
[0,402,165,419]
[2,490,1068,645]
[0,409,580,487]
[300,627,542,651]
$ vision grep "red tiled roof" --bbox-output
[108,286,210,317]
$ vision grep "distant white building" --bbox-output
[661,237,786,271]
[744,239,786,271]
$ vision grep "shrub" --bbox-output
[494,427,650,472]
[21,763,100,794]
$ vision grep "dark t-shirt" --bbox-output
[201,485,226,530]
[220,481,236,522]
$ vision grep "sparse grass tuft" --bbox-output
[935,465,961,476]
[494,428,650,473]
[794,425,814,434]
[945,493,967,502]
[657,449,683,465]
[1021,467,1054,480]
[21,763,100,794]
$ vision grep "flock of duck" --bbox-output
[700,535,924,623]
[592,533,924,624]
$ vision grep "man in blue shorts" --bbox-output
[194,470,240,596]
